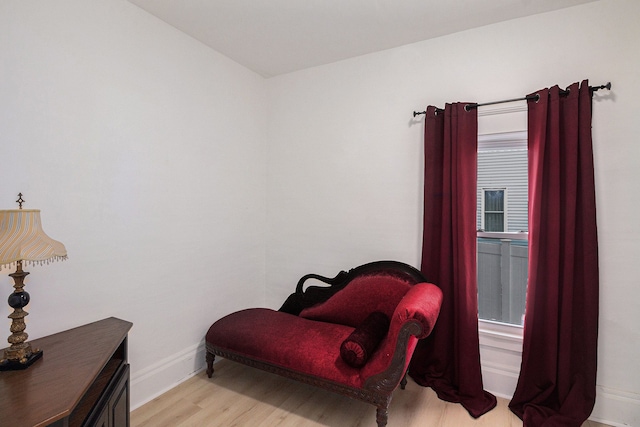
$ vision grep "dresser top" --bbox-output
[0,317,132,427]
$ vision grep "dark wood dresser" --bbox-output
[0,317,133,427]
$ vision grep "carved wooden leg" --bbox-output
[376,406,388,427]
[400,371,408,390]
[206,352,215,378]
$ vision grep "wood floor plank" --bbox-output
[135,397,201,427]
[131,379,198,426]
[131,360,610,427]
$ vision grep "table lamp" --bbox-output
[0,194,67,370]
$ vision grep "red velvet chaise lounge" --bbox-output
[205,261,443,427]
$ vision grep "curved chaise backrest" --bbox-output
[278,261,427,323]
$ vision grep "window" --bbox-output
[477,131,528,326]
[481,188,506,232]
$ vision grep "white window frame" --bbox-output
[478,318,524,395]
[476,130,528,398]
[479,318,523,348]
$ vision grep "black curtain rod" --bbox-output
[412,82,611,117]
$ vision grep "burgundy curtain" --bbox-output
[509,80,599,426]
[409,103,497,418]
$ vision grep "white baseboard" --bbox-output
[130,341,208,410]
[590,385,640,427]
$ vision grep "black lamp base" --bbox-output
[0,349,43,371]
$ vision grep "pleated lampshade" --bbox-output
[0,209,67,270]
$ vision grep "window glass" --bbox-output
[483,189,505,232]
[477,132,527,326]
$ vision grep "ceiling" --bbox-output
[127,0,598,78]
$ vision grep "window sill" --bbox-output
[478,319,523,353]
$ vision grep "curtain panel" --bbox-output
[509,80,599,426]
[409,103,497,418]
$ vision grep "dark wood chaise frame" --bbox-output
[206,261,429,427]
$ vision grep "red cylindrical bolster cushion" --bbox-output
[340,311,390,368]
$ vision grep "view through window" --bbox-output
[477,132,528,326]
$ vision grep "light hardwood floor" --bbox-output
[131,360,610,427]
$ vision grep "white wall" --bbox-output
[0,0,267,408]
[2,0,639,424]
[266,0,640,425]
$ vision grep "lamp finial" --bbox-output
[16,193,25,209]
